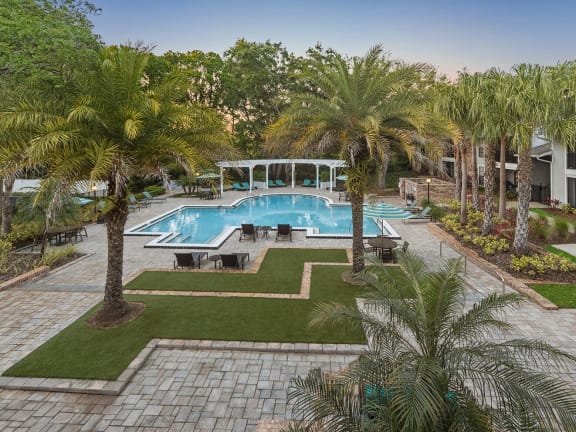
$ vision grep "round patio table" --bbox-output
[367,237,397,262]
[208,254,221,269]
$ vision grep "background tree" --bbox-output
[285,252,576,431]
[0,0,100,234]
[3,46,238,322]
[267,46,449,273]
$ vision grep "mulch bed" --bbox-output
[0,252,83,284]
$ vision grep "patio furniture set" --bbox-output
[239,224,292,242]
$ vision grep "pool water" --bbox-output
[128,194,398,247]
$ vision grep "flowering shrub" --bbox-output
[544,197,561,209]
[511,253,576,277]
[471,235,510,255]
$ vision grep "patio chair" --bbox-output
[233,182,248,191]
[403,206,432,223]
[402,201,421,213]
[275,179,287,187]
[129,194,150,209]
[173,252,207,269]
[276,224,292,242]
[239,223,257,242]
[241,182,250,190]
[142,191,166,203]
[268,179,278,188]
[220,253,247,270]
[301,179,312,187]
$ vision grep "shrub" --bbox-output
[553,219,570,239]
[429,205,446,222]
[0,239,13,273]
[511,253,576,277]
[528,215,550,241]
[471,235,510,255]
[144,185,166,196]
[1,225,38,246]
[39,245,77,267]
[561,203,572,214]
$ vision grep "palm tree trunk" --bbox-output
[513,146,532,254]
[349,190,365,274]
[1,176,14,235]
[470,143,480,211]
[454,143,462,200]
[498,135,507,219]
[460,140,468,225]
[378,159,389,189]
[481,142,496,235]
[102,195,129,316]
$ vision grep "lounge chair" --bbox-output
[173,252,208,269]
[402,201,421,213]
[233,182,248,191]
[403,207,432,223]
[339,191,350,201]
[239,223,256,242]
[267,179,278,188]
[220,253,247,270]
[275,179,287,187]
[301,179,312,187]
[129,194,150,208]
[241,182,250,190]
[276,224,292,242]
[143,191,166,203]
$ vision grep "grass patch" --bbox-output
[4,249,392,380]
[530,284,576,308]
[545,245,576,263]
[127,248,348,293]
[530,207,573,226]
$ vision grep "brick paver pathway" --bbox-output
[1,189,575,430]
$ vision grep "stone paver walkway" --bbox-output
[1,188,575,430]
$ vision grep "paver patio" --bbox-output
[1,188,575,431]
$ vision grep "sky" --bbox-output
[89,0,576,78]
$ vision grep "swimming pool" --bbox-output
[126,194,401,248]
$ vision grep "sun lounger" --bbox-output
[173,252,208,269]
[403,206,432,223]
[267,179,278,188]
[220,253,248,270]
[275,179,287,187]
[142,191,166,203]
[276,224,292,241]
[129,194,150,209]
[233,182,248,191]
[301,179,316,187]
[239,224,256,242]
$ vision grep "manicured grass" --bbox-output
[127,248,348,293]
[530,284,576,308]
[4,249,384,380]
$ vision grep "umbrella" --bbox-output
[196,173,221,179]
[336,175,348,181]
[73,197,94,206]
[364,202,412,235]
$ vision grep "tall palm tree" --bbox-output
[284,251,576,431]
[1,46,238,320]
[267,46,450,272]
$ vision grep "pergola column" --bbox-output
[265,165,269,189]
[219,166,224,196]
[315,165,320,189]
[249,166,254,192]
[329,165,333,193]
[291,163,295,189]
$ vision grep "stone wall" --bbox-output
[399,177,455,204]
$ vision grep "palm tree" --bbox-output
[267,46,450,273]
[1,46,238,320]
[284,251,576,431]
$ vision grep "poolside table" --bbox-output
[367,237,397,263]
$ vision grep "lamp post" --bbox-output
[91,183,97,217]
[426,178,431,203]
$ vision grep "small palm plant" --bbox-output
[283,251,576,431]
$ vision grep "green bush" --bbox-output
[144,185,166,196]
[1,225,37,245]
[511,253,576,277]
[561,203,572,213]
[39,245,77,267]
[471,235,510,255]
[553,219,570,239]
[0,239,12,273]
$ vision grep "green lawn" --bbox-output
[127,248,349,293]
[530,284,576,308]
[545,245,576,264]
[4,248,379,380]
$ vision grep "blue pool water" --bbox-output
[128,194,397,247]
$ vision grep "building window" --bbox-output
[568,177,576,207]
[568,150,576,169]
[478,146,484,158]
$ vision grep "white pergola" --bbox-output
[215,159,347,195]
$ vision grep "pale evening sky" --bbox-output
[89,0,575,78]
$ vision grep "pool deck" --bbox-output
[1,187,575,431]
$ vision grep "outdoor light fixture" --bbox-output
[426,178,431,202]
